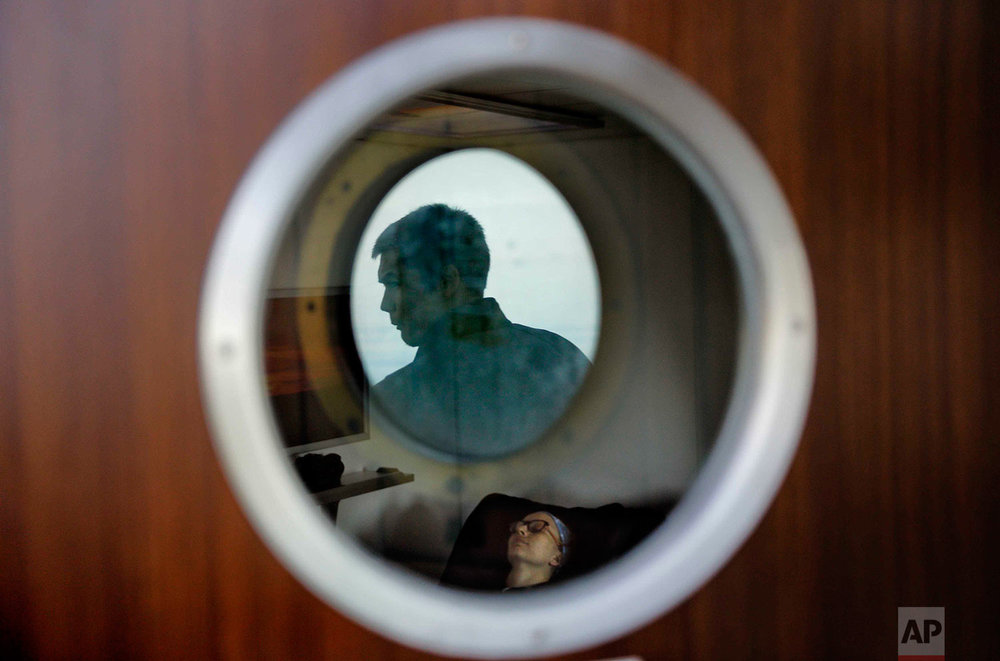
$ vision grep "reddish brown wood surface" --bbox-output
[2,1,997,659]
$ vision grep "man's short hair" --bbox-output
[372,204,490,294]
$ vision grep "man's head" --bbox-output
[372,204,490,346]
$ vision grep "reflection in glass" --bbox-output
[351,149,599,461]
[263,83,737,588]
[366,203,591,460]
[351,149,599,384]
[504,512,568,590]
[440,494,664,591]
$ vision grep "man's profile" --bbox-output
[370,203,590,460]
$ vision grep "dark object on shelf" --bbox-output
[294,452,345,493]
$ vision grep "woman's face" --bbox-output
[507,511,563,569]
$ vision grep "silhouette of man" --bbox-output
[371,204,590,460]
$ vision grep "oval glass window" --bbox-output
[200,18,814,659]
[350,148,600,461]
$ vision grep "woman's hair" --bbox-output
[539,511,572,567]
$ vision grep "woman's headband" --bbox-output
[539,511,571,555]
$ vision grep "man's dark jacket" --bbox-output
[372,298,590,460]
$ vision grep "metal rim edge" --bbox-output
[198,17,816,659]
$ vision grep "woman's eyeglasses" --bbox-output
[509,519,550,534]
[509,519,563,549]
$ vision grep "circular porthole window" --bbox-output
[199,18,815,659]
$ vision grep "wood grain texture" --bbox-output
[2,1,996,659]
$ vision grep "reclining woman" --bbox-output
[503,511,572,591]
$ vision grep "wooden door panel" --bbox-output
[2,1,996,659]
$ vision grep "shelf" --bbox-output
[285,434,366,456]
[311,469,414,505]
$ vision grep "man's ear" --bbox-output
[440,264,462,298]
[549,553,563,568]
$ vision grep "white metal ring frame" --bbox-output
[199,18,815,659]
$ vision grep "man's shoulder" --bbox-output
[372,362,418,396]
[509,324,589,359]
